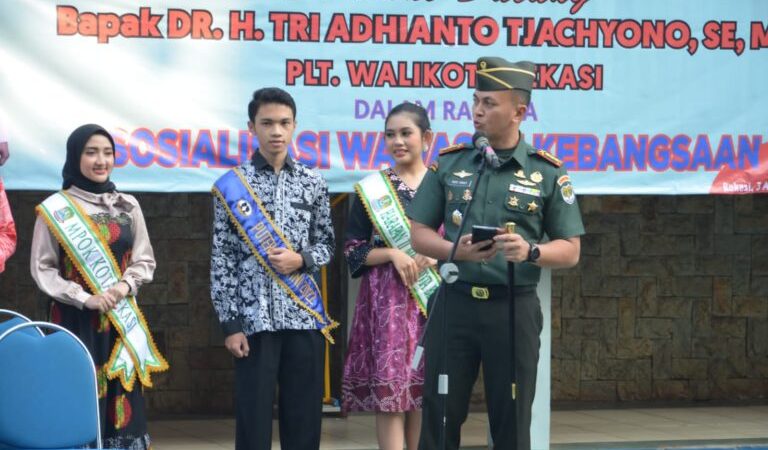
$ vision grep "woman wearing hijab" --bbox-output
[31,124,166,449]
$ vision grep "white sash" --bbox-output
[355,171,440,315]
[37,191,168,391]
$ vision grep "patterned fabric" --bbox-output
[342,168,426,413]
[0,177,16,273]
[50,211,151,449]
[210,152,335,336]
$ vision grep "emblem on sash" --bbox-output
[453,170,472,179]
[236,199,252,217]
[447,190,453,201]
[462,189,472,201]
[373,195,393,211]
[53,207,74,223]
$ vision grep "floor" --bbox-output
[149,405,768,449]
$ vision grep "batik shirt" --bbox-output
[210,152,335,336]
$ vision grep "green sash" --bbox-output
[37,191,168,391]
[355,171,440,315]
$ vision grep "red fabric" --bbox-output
[0,178,16,273]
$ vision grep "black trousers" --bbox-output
[234,329,324,450]
[419,282,543,450]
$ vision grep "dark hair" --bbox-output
[247,87,297,122]
[513,89,531,107]
[385,102,431,133]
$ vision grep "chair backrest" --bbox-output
[0,309,43,337]
[0,321,102,449]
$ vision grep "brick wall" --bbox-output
[1,191,766,414]
[552,195,768,403]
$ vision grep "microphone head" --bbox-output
[472,132,489,149]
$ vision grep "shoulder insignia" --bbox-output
[535,149,563,167]
[429,161,439,172]
[438,143,466,156]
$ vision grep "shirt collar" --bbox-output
[472,131,531,169]
[251,150,295,171]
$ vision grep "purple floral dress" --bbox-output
[342,168,428,413]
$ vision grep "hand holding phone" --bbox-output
[471,225,498,251]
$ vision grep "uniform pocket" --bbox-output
[503,193,540,216]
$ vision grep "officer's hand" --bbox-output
[389,249,419,286]
[494,232,530,263]
[225,332,250,358]
[268,248,303,275]
[456,233,497,262]
[414,254,437,273]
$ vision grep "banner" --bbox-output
[1,0,766,195]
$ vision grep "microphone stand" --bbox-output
[505,221,518,448]
[412,152,490,450]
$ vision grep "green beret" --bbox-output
[476,57,536,93]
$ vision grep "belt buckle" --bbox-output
[471,286,489,300]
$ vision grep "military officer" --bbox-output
[407,57,585,450]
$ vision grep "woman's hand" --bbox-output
[84,292,118,313]
[105,281,130,303]
[388,249,419,287]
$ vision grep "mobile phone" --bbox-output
[471,225,498,251]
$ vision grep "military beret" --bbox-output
[476,57,536,93]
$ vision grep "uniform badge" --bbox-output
[509,184,541,197]
[530,171,543,183]
[452,209,463,226]
[453,170,472,179]
[462,189,472,201]
[561,184,576,205]
[508,195,519,208]
[515,169,526,178]
[527,201,539,213]
[447,190,454,201]
[518,179,537,187]
[557,175,570,186]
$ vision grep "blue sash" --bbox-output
[212,168,337,342]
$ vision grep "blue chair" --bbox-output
[0,321,102,449]
[0,309,44,337]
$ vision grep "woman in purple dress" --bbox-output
[342,103,437,450]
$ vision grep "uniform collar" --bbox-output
[472,131,532,169]
[251,150,295,172]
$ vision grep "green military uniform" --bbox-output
[407,57,585,450]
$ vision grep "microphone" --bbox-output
[472,132,500,169]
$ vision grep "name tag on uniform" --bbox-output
[509,184,541,197]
